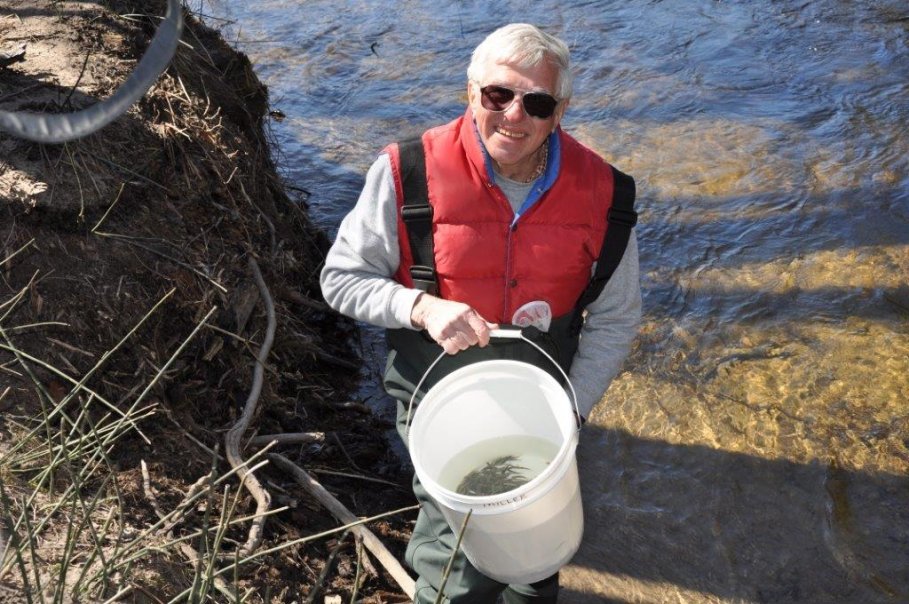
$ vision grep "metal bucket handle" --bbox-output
[405,327,583,432]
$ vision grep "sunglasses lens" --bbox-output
[523,93,558,119]
[479,85,558,119]
[480,85,515,111]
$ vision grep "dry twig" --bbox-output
[269,452,416,600]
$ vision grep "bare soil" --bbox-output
[0,1,413,601]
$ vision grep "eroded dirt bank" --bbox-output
[0,1,412,601]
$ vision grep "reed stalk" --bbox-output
[434,510,472,604]
[0,479,34,604]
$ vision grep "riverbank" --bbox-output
[0,1,412,601]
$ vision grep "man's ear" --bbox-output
[467,81,478,109]
[553,99,570,133]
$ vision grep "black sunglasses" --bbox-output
[479,85,560,119]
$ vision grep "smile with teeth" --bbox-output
[496,126,527,138]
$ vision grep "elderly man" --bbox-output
[321,23,641,603]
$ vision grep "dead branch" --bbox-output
[142,461,237,599]
[140,460,166,522]
[269,453,416,600]
[279,286,330,312]
[330,401,371,414]
[145,451,273,541]
[311,349,360,371]
[224,256,275,558]
[307,468,404,489]
[246,432,325,448]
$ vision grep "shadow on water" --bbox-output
[561,425,909,604]
[559,181,908,601]
[639,189,909,261]
[635,184,909,323]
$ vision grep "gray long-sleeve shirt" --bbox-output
[320,152,641,418]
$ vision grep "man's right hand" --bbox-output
[410,294,497,355]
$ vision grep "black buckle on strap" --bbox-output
[608,207,638,228]
[402,204,433,222]
[409,265,438,295]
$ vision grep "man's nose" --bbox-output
[504,95,526,120]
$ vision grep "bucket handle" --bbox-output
[405,327,583,432]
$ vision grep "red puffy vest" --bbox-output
[387,110,618,324]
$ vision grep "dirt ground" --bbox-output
[0,1,414,601]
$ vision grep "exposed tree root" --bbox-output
[224,256,275,558]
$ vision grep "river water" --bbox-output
[205,1,908,602]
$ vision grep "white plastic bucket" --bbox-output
[408,358,583,584]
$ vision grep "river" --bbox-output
[205,1,908,602]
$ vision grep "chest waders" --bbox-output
[386,136,636,603]
[384,137,637,439]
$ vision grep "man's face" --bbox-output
[468,59,567,180]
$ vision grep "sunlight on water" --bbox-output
[206,0,908,601]
[574,119,783,199]
[693,245,909,292]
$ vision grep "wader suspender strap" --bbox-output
[569,166,638,336]
[398,138,438,295]
[398,138,636,324]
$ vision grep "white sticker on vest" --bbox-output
[511,300,552,332]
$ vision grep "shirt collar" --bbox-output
[472,120,562,192]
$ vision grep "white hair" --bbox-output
[467,23,573,100]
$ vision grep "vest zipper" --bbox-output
[487,182,518,323]
[503,220,517,321]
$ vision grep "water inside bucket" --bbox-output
[437,435,560,496]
